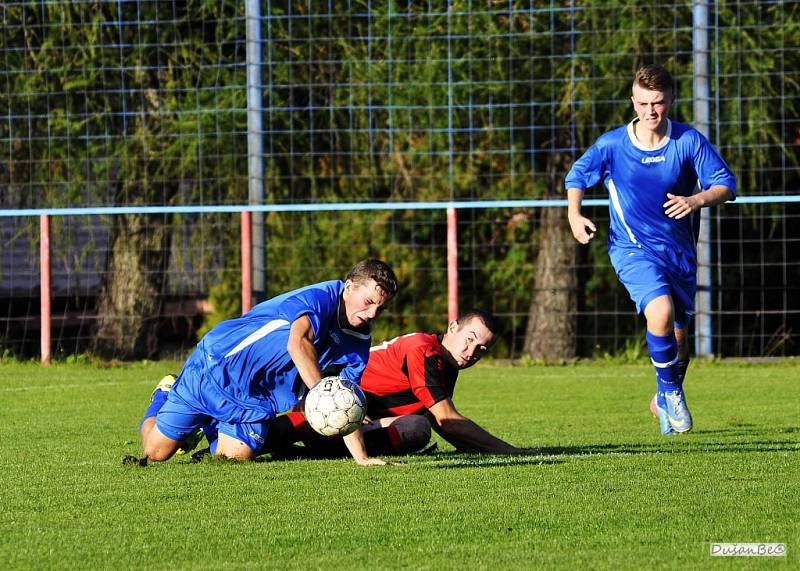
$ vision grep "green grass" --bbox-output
[1,360,798,570]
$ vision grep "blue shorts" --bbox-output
[155,352,277,452]
[609,245,696,329]
[201,419,274,455]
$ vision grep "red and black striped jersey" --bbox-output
[361,332,459,418]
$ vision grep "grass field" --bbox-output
[1,359,798,570]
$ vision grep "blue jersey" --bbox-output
[565,119,736,262]
[191,280,371,420]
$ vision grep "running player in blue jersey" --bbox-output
[565,64,736,435]
[137,258,398,464]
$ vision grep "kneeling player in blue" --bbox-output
[565,64,736,435]
[138,258,398,464]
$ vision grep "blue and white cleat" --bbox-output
[663,389,693,433]
[651,392,675,436]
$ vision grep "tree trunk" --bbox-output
[523,206,578,362]
[92,214,170,359]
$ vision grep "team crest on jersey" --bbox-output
[641,155,666,164]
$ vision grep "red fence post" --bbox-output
[446,207,458,323]
[241,210,253,314]
[40,214,51,364]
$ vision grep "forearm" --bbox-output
[694,185,734,208]
[287,340,322,390]
[437,416,517,454]
[567,187,584,219]
[286,318,323,390]
[430,420,479,452]
[343,428,369,464]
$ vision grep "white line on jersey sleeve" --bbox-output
[224,319,290,358]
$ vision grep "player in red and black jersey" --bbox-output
[362,331,459,419]
[265,310,523,459]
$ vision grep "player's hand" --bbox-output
[568,213,596,244]
[664,193,700,219]
[354,457,389,466]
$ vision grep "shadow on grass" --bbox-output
[423,453,565,469]
[125,426,799,468]
[695,425,800,436]
[516,434,800,459]
[252,445,566,468]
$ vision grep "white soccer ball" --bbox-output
[304,376,367,437]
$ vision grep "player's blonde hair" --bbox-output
[633,64,675,95]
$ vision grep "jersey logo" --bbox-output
[330,331,341,345]
[641,155,666,164]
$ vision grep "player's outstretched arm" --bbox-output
[567,187,596,244]
[424,412,479,452]
[286,315,323,390]
[427,398,521,454]
[343,427,387,466]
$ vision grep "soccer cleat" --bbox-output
[649,394,659,418]
[663,389,693,433]
[652,392,675,436]
[152,373,177,397]
[175,429,204,456]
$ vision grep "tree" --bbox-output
[0,1,246,358]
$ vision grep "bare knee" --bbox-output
[214,449,256,461]
[644,295,675,336]
[141,421,179,462]
[214,433,256,461]
[142,439,178,462]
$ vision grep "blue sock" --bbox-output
[646,331,680,393]
[139,389,169,431]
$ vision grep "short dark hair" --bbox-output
[633,64,675,95]
[346,258,399,298]
[456,309,499,336]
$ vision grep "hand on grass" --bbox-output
[355,457,388,466]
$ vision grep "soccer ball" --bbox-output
[304,376,367,437]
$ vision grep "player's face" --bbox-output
[442,317,494,369]
[631,85,674,134]
[342,279,390,328]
